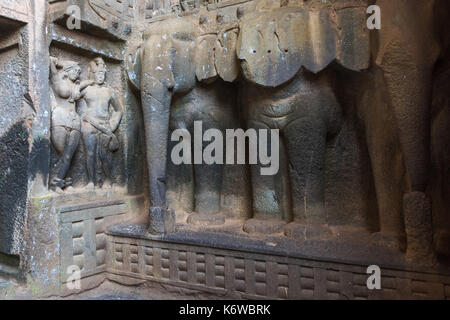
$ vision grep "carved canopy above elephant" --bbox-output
[127,2,370,89]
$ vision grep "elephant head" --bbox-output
[127,18,198,234]
[236,4,370,87]
[126,12,244,234]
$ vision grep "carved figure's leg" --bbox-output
[51,126,67,156]
[51,126,68,192]
[53,129,80,191]
[98,133,113,188]
[82,125,97,189]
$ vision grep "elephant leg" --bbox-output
[243,120,290,234]
[141,74,175,234]
[167,96,195,221]
[166,131,195,218]
[283,117,331,239]
[187,123,226,226]
[187,165,225,226]
[195,160,223,214]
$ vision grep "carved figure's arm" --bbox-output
[79,80,94,91]
[49,57,59,80]
[49,57,64,95]
[109,90,123,132]
[79,80,94,98]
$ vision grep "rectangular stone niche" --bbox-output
[105,226,450,300]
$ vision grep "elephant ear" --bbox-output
[126,45,143,91]
[215,24,240,82]
[336,6,370,71]
[196,34,218,83]
[237,7,337,87]
[295,9,337,74]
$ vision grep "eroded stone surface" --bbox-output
[0,0,449,300]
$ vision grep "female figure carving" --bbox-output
[49,57,92,193]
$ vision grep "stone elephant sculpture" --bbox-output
[237,0,442,264]
[126,14,241,234]
[368,0,441,264]
[128,0,439,258]
[237,3,371,238]
[126,2,371,236]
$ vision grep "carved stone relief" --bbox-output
[49,51,125,192]
[80,57,123,190]
[49,57,90,192]
[1,0,450,300]
[120,0,450,271]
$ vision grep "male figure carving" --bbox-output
[81,57,123,189]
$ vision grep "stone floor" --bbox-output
[71,281,226,300]
[0,277,224,300]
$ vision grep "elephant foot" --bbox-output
[103,181,113,189]
[149,207,176,235]
[284,222,332,240]
[435,230,450,258]
[403,192,436,266]
[86,182,95,191]
[243,218,285,234]
[187,213,225,226]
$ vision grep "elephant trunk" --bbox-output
[141,73,175,234]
